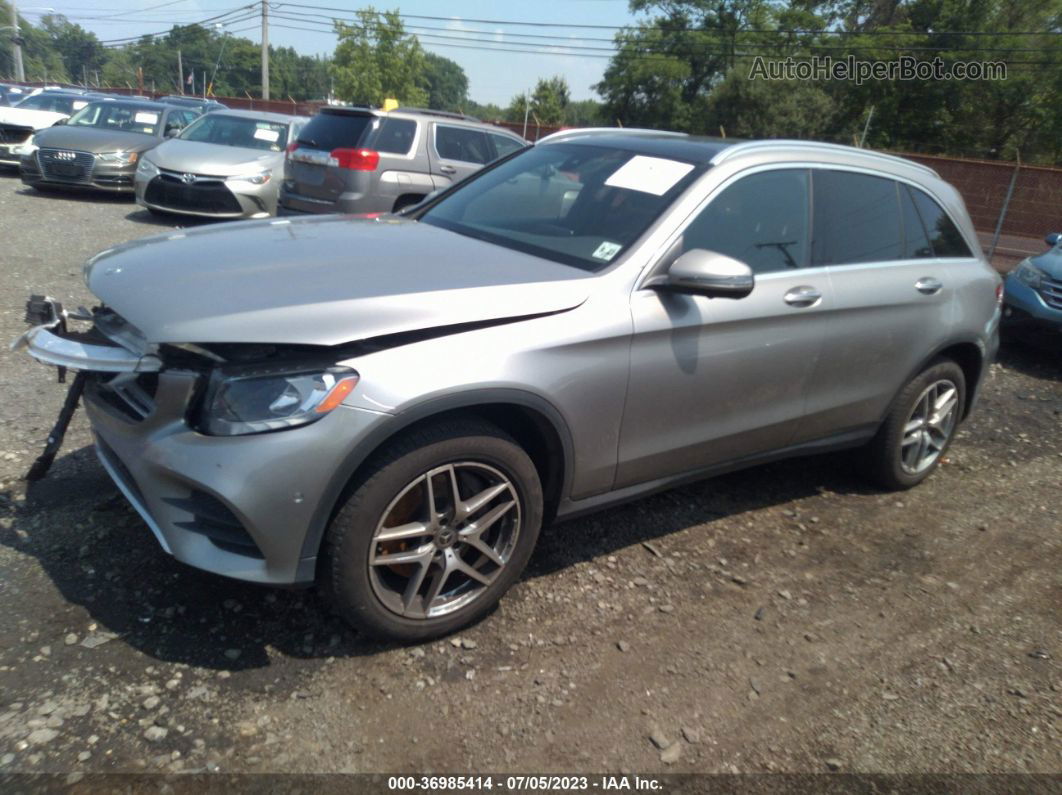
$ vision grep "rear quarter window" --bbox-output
[297,112,372,151]
[908,187,974,258]
[373,118,417,154]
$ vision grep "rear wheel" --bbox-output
[864,359,965,490]
[321,420,543,641]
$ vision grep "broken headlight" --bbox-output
[198,364,359,436]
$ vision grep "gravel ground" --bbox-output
[0,172,1059,778]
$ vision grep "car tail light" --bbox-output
[284,141,298,155]
[995,282,1004,305]
[330,148,379,171]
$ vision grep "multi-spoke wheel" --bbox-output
[864,358,966,490]
[322,420,543,641]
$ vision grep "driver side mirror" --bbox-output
[648,249,755,299]
[1045,232,1060,247]
[164,126,181,138]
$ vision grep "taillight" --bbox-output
[330,148,379,171]
[995,282,1004,305]
[285,141,298,155]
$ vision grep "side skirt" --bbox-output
[553,425,877,524]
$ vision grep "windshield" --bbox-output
[179,114,289,151]
[14,94,86,114]
[67,102,162,135]
[420,143,703,272]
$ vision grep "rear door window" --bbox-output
[373,118,417,154]
[435,125,491,164]
[812,170,903,266]
[908,187,974,257]
[296,111,373,151]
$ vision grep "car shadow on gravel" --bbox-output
[14,185,134,205]
[0,441,875,672]
[996,336,1061,383]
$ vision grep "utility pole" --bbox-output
[177,49,184,95]
[10,0,25,82]
[260,0,270,100]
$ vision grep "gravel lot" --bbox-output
[0,171,1059,778]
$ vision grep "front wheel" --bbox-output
[321,420,543,642]
[864,359,966,490]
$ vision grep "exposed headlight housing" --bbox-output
[1012,258,1044,289]
[198,364,359,436]
[136,157,159,178]
[225,169,271,185]
[97,150,139,165]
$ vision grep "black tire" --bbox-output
[864,358,966,490]
[321,419,543,642]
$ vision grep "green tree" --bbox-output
[423,53,468,110]
[331,8,428,106]
[506,75,571,125]
[39,14,104,85]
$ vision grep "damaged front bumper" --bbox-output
[13,296,388,586]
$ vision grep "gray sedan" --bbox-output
[135,110,308,219]
[20,100,201,192]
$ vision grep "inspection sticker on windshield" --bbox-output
[254,128,280,142]
[134,112,158,125]
[592,241,623,261]
[605,155,694,196]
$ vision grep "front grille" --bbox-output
[145,173,242,215]
[0,123,32,144]
[38,148,94,183]
[1039,276,1062,310]
[90,372,159,422]
[164,490,264,559]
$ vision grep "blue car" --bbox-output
[1003,232,1062,335]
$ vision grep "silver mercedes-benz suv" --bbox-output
[278,106,526,215]
[16,131,1001,641]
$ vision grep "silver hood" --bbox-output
[85,215,590,347]
[145,138,282,177]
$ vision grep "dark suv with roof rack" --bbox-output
[278,106,526,215]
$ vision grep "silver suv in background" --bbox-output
[278,106,526,215]
[17,133,1000,641]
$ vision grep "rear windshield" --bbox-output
[296,111,372,151]
[66,102,161,135]
[180,114,289,151]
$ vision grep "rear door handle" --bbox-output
[915,277,943,295]
[438,165,457,175]
[783,286,822,307]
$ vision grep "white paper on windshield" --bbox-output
[73,101,87,110]
[254,128,280,142]
[604,155,694,196]
[134,112,159,125]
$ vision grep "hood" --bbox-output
[146,138,282,177]
[86,215,591,346]
[1030,248,1062,280]
[33,125,160,153]
[0,107,67,130]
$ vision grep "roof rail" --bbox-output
[710,139,939,178]
[392,107,481,122]
[537,127,688,144]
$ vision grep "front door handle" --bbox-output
[783,285,822,307]
[915,277,943,295]
[438,165,457,175]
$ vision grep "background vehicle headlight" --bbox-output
[199,365,358,436]
[97,150,138,165]
[225,169,271,185]
[136,158,159,178]
[15,135,37,156]
[1012,259,1044,289]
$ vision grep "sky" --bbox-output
[18,0,650,104]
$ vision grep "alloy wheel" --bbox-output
[368,461,521,620]
[900,379,959,475]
